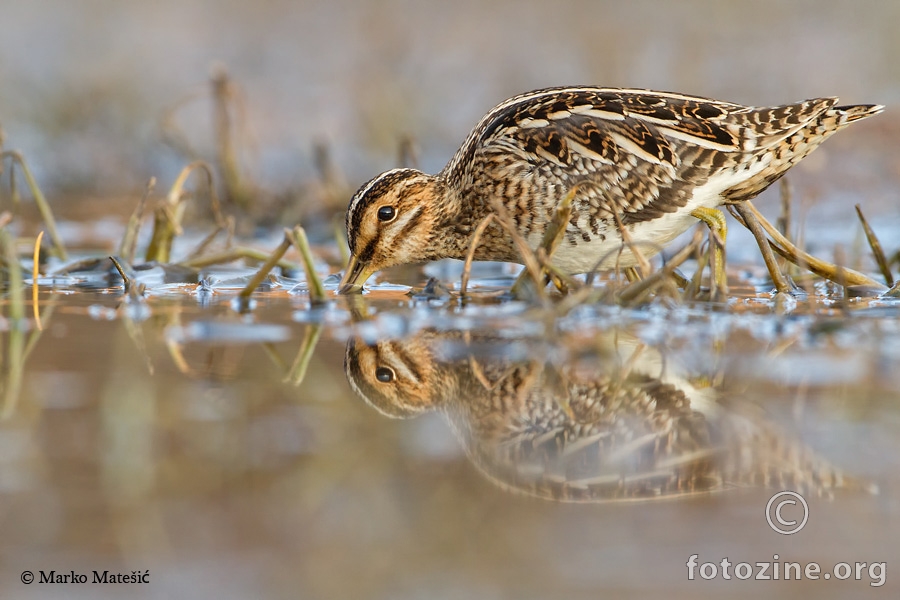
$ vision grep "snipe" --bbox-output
[339,87,882,292]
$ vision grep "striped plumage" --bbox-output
[340,87,883,292]
[345,330,858,502]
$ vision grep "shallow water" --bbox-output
[0,259,898,599]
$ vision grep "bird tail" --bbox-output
[717,411,878,497]
[823,103,885,130]
[723,100,884,202]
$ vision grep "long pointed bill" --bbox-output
[338,255,375,294]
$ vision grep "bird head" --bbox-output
[344,336,445,418]
[339,168,442,293]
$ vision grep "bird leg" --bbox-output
[690,207,728,299]
[732,200,883,290]
[729,202,793,294]
[535,251,575,293]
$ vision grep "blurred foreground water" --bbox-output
[0,258,898,599]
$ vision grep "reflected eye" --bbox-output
[377,206,396,222]
[375,366,395,383]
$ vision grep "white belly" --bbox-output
[545,162,769,273]
[549,209,702,271]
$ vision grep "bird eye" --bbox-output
[375,366,395,383]
[377,206,396,222]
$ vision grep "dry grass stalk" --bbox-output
[551,280,603,315]
[507,185,580,299]
[535,249,578,293]
[118,177,156,264]
[108,256,146,298]
[260,342,289,372]
[0,151,68,260]
[32,231,43,330]
[854,204,894,287]
[187,215,235,259]
[489,199,546,302]
[287,225,327,305]
[886,280,900,298]
[468,357,495,391]
[313,141,350,214]
[334,218,350,269]
[177,245,298,271]
[237,232,293,303]
[0,227,24,322]
[145,161,225,264]
[397,135,420,170]
[236,225,326,308]
[0,226,25,419]
[460,213,495,297]
[623,267,641,283]
[685,242,710,301]
[611,208,651,278]
[736,201,882,289]
[285,324,324,386]
[616,232,702,306]
[833,245,851,314]
[211,67,254,209]
[165,327,193,376]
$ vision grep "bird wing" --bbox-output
[457,88,835,226]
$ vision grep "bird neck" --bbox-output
[424,176,475,260]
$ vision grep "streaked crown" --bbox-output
[344,168,438,262]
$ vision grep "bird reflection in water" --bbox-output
[345,328,859,503]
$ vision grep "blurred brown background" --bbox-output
[1,0,898,198]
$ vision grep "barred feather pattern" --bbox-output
[439,88,882,262]
[342,87,882,279]
[345,331,861,503]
